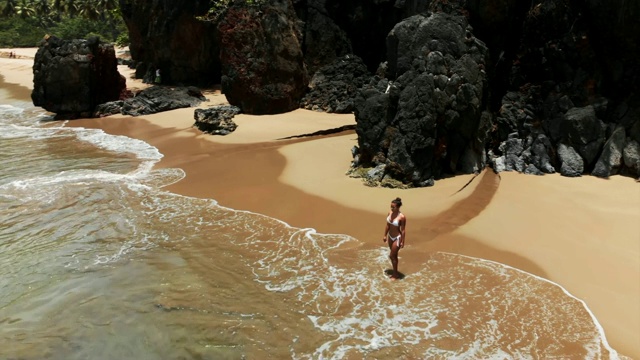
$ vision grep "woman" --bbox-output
[382,197,406,280]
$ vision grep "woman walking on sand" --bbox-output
[383,197,406,280]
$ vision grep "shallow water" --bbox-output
[0,100,622,359]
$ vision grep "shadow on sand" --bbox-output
[384,269,406,280]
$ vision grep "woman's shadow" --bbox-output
[384,269,406,280]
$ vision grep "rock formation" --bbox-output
[353,12,491,186]
[218,0,308,115]
[293,0,352,76]
[109,0,640,184]
[299,54,371,113]
[93,86,207,117]
[118,0,221,86]
[483,0,640,179]
[193,105,241,135]
[31,36,125,119]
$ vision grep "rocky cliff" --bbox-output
[218,0,308,114]
[118,0,221,86]
[117,0,639,183]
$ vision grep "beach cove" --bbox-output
[1,49,639,358]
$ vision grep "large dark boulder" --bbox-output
[218,0,308,115]
[592,125,626,178]
[557,143,584,177]
[353,12,491,186]
[31,36,125,119]
[118,0,221,86]
[561,106,606,168]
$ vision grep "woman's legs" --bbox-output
[388,240,400,279]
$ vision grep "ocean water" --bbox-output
[0,97,623,359]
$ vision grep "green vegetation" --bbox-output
[196,0,266,23]
[0,0,127,47]
[195,0,230,23]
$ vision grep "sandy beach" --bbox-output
[1,48,638,358]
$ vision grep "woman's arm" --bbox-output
[383,216,390,242]
[399,216,407,247]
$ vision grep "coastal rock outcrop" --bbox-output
[300,54,371,113]
[352,12,491,186]
[93,86,206,117]
[193,105,241,135]
[118,0,221,86]
[112,0,640,183]
[485,0,640,179]
[218,0,308,115]
[31,36,125,119]
[323,0,431,73]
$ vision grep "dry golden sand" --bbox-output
[2,48,639,358]
[0,49,35,100]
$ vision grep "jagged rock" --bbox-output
[350,145,360,166]
[562,106,606,168]
[366,164,386,182]
[500,133,524,155]
[622,140,640,177]
[557,143,584,177]
[93,101,125,117]
[592,125,626,178]
[492,155,506,173]
[527,133,556,173]
[350,145,359,157]
[523,163,543,175]
[493,131,557,174]
[193,105,241,135]
[31,36,125,119]
[542,94,574,143]
[218,0,308,115]
[416,177,435,187]
[498,136,524,172]
[494,90,540,142]
[94,86,206,117]
[353,12,490,186]
[124,86,206,116]
[300,54,372,113]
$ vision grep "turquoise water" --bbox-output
[0,98,622,359]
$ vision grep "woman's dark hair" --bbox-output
[391,197,402,208]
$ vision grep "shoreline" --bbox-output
[1,48,638,358]
[66,103,639,359]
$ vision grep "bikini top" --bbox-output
[387,213,402,227]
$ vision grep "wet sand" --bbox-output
[2,48,638,358]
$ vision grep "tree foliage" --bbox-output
[0,0,126,47]
[196,0,266,23]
